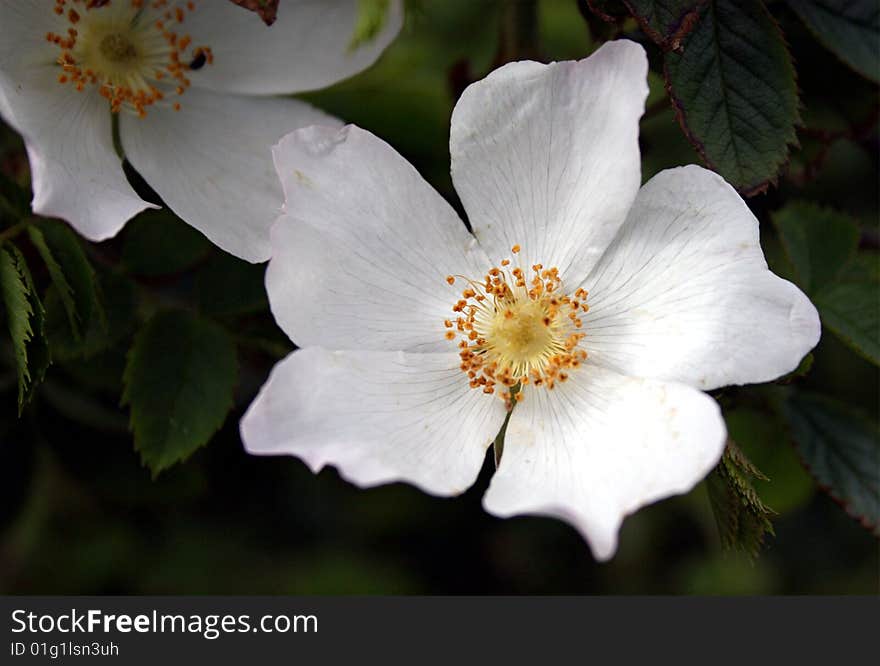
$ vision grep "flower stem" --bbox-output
[497,0,540,64]
[493,383,521,468]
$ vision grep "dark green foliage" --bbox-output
[27,219,100,340]
[0,172,29,220]
[45,270,135,361]
[814,282,880,365]
[121,209,210,277]
[664,0,800,194]
[0,244,50,413]
[196,252,267,317]
[788,0,880,83]
[122,310,238,476]
[783,392,879,536]
[707,440,776,558]
[772,201,859,293]
[773,202,879,365]
[622,0,704,49]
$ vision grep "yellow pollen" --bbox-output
[444,245,589,410]
[46,0,215,117]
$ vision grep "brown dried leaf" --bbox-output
[229,0,279,26]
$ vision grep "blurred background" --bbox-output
[0,0,877,594]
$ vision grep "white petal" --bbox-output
[120,88,338,262]
[582,165,821,390]
[184,0,403,95]
[483,364,726,561]
[268,125,488,351]
[450,40,648,285]
[0,65,153,240]
[241,347,507,496]
[0,1,63,73]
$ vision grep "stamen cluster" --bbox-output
[47,0,213,116]
[444,245,589,410]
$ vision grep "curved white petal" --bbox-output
[120,88,338,262]
[450,40,648,286]
[483,364,726,561]
[0,65,153,241]
[268,125,488,351]
[241,347,507,496]
[581,165,821,390]
[185,0,403,95]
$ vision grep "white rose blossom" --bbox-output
[240,41,820,560]
[0,0,402,261]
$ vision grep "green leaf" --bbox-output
[838,251,880,283]
[664,0,799,195]
[772,201,860,293]
[26,225,78,337]
[706,439,776,559]
[34,219,100,332]
[45,270,135,361]
[813,281,880,365]
[783,391,879,536]
[0,244,50,413]
[622,0,704,50]
[350,0,391,50]
[196,252,267,317]
[771,203,877,364]
[122,310,238,476]
[787,0,880,84]
[121,209,210,277]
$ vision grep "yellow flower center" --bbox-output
[444,245,589,409]
[47,0,214,117]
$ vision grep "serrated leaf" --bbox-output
[350,0,391,50]
[121,209,209,278]
[664,0,799,195]
[783,391,879,535]
[35,219,100,335]
[196,252,267,317]
[0,244,50,413]
[787,0,880,84]
[26,226,79,338]
[813,281,880,365]
[706,439,776,559]
[772,201,860,293]
[622,0,704,50]
[123,310,238,476]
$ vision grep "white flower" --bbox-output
[240,41,820,560]
[0,0,402,261]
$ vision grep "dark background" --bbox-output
[0,1,877,594]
